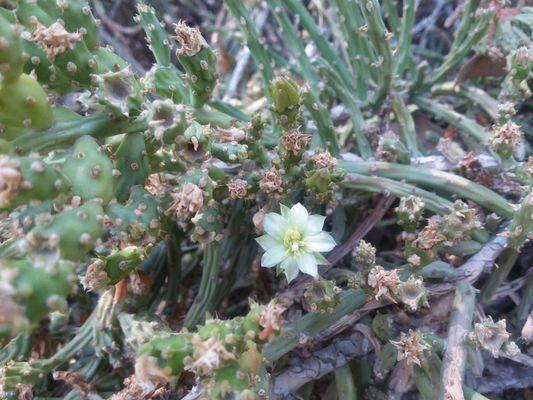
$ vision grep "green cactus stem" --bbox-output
[63,135,114,203]
[437,281,476,400]
[263,289,366,363]
[27,201,105,261]
[340,160,513,218]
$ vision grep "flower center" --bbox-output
[284,229,305,254]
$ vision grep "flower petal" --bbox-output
[307,214,326,234]
[288,203,308,228]
[261,245,287,268]
[255,234,279,250]
[281,257,299,282]
[296,253,318,277]
[313,252,330,265]
[280,204,290,219]
[263,212,286,238]
[306,232,336,252]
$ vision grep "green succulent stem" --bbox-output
[11,113,148,153]
[341,173,453,215]
[392,0,415,78]
[335,364,358,400]
[431,83,499,121]
[183,241,222,328]
[340,160,513,218]
[438,281,476,400]
[263,289,366,363]
[425,1,492,86]
[479,247,519,304]
[413,96,490,144]
[392,95,421,156]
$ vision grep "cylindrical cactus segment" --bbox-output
[63,136,114,203]
[0,258,75,340]
[0,13,24,83]
[81,246,143,291]
[173,22,217,108]
[0,154,69,211]
[27,201,105,261]
[0,73,53,140]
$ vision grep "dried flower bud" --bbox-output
[280,126,310,156]
[259,168,283,194]
[186,337,235,375]
[413,218,446,251]
[311,151,338,169]
[226,178,251,199]
[440,200,482,241]
[258,300,285,340]
[497,102,516,122]
[170,183,204,218]
[173,21,205,57]
[395,276,429,311]
[391,330,430,366]
[469,317,518,358]
[31,21,81,61]
[367,265,400,300]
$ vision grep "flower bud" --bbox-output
[268,76,300,126]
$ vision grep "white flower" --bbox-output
[256,203,336,282]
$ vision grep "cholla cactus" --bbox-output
[0,0,531,398]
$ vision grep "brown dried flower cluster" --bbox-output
[186,337,235,375]
[367,265,400,300]
[489,122,523,158]
[258,301,286,340]
[169,183,204,218]
[226,178,251,199]
[391,330,430,366]
[173,21,204,57]
[413,218,446,250]
[311,150,338,169]
[31,21,82,61]
[280,127,310,155]
[259,168,283,194]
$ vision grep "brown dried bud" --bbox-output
[280,127,310,156]
[391,330,430,366]
[311,150,338,169]
[259,168,283,194]
[173,21,205,57]
[169,183,204,218]
[367,265,400,300]
[489,122,523,159]
[31,21,82,61]
[226,178,251,199]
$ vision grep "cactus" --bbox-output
[0,0,531,398]
[0,258,75,341]
[63,136,114,203]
